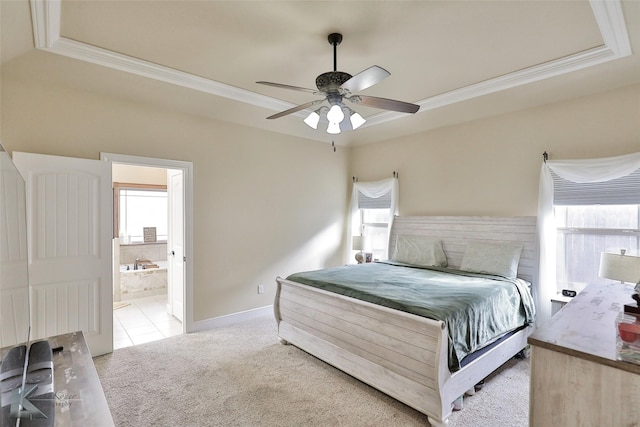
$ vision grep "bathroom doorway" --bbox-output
[101,153,193,349]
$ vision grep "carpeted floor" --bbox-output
[94,314,529,426]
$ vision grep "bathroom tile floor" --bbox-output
[113,294,183,350]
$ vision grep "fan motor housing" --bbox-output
[316,71,352,93]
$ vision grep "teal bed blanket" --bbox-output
[286,261,536,371]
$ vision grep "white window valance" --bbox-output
[551,168,640,205]
[358,189,393,209]
[537,151,640,325]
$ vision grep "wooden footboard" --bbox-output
[275,277,531,426]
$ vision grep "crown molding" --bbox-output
[366,0,632,127]
[29,0,632,128]
[367,44,622,127]
[30,0,60,49]
[49,37,294,114]
[590,0,632,56]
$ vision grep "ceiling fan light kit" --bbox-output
[349,111,366,129]
[303,111,321,129]
[257,33,419,135]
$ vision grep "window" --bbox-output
[538,152,640,323]
[551,166,640,292]
[348,178,398,263]
[555,204,640,292]
[114,183,167,244]
[361,207,391,262]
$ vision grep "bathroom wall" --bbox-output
[120,243,167,266]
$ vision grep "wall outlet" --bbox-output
[257,284,264,294]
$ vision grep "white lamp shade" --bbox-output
[599,252,640,283]
[326,104,345,123]
[352,236,364,251]
[303,111,320,129]
[326,121,341,134]
[350,112,366,129]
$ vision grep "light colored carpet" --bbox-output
[94,314,529,426]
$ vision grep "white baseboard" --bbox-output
[190,305,273,332]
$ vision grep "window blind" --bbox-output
[358,190,392,209]
[551,168,640,205]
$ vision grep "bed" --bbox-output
[274,216,537,426]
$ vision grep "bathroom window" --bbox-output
[114,183,168,244]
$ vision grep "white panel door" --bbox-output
[167,169,184,322]
[0,151,30,347]
[13,152,113,356]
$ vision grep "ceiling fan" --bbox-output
[257,33,420,134]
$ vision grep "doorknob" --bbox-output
[171,250,175,256]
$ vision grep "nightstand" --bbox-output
[550,294,573,316]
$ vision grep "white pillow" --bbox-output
[392,235,448,267]
[460,242,523,278]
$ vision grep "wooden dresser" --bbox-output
[528,282,640,427]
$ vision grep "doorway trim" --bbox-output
[100,152,194,334]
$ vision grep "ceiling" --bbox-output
[2,0,640,147]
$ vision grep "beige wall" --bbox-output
[3,70,639,324]
[1,77,349,322]
[351,83,640,217]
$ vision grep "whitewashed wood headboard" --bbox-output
[388,216,538,286]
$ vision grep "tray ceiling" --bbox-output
[2,0,639,146]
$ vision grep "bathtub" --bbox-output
[120,260,168,273]
[118,260,168,300]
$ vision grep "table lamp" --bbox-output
[353,236,364,264]
[599,249,640,314]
